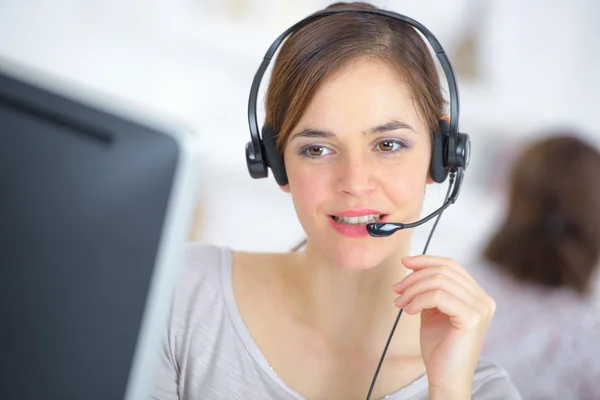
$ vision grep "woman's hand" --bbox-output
[392,255,496,398]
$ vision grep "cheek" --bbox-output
[383,170,425,203]
[286,163,331,212]
[380,151,430,205]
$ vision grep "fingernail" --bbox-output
[394,296,403,306]
[393,282,402,290]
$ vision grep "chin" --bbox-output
[301,215,415,269]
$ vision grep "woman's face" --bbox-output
[282,59,433,269]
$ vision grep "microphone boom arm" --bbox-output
[366,168,463,238]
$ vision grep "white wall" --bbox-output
[1,0,598,259]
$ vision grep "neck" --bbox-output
[280,237,421,356]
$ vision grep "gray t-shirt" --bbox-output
[152,243,521,400]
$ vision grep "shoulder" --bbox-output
[231,249,295,286]
[471,358,522,399]
[183,241,227,271]
[167,242,232,331]
[174,243,288,299]
[176,242,229,295]
[172,243,285,317]
[152,243,233,393]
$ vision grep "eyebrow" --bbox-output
[368,120,417,135]
[290,119,416,141]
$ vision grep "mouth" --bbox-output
[327,212,389,238]
[327,209,389,237]
[329,214,386,225]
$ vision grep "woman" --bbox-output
[153,2,520,399]
[472,134,600,399]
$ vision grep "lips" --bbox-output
[327,209,389,237]
[331,214,383,224]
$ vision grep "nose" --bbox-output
[335,152,377,197]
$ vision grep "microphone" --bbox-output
[366,168,463,238]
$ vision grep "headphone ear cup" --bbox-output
[430,119,449,184]
[261,125,289,186]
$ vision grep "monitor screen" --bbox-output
[0,61,201,400]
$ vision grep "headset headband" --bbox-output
[247,8,460,160]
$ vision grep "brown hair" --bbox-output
[265,2,446,154]
[484,134,600,295]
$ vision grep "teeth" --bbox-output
[333,214,382,225]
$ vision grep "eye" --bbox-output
[375,139,407,153]
[301,145,332,158]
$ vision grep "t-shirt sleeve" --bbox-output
[150,306,180,400]
[149,242,224,400]
[472,358,522,400]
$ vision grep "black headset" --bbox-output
[245,8,470,191]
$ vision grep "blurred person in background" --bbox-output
[469,134,600,399]
[152,2,521,399]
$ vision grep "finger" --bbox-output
[402,255,476,284]
[393,265,473,294]
[402,289,485,331]
[400,256,497,316]
[395,271,486,312]
[394,265,479,298]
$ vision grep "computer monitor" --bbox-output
[0,59,202,400]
